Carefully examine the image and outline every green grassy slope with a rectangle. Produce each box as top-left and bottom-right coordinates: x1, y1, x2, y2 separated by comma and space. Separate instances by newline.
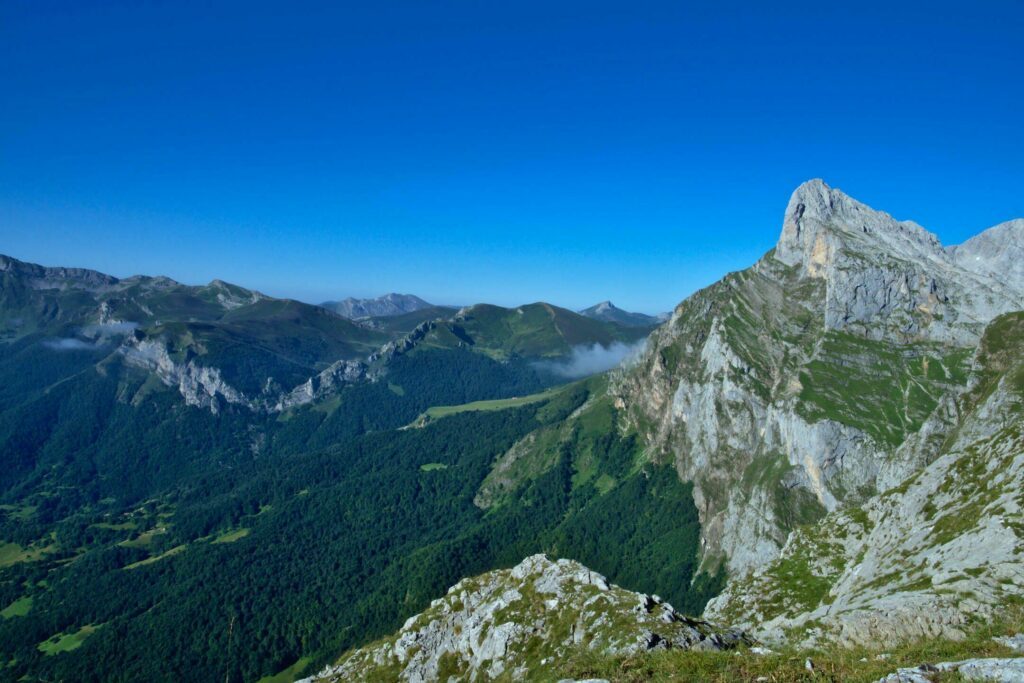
362, 305, 459, 335
416, 301, 652, 360
409, 384, 569, 426
797, 331, 973, 448
620, 252, 979, 570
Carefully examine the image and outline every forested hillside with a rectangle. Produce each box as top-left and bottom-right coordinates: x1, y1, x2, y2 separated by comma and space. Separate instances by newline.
0, 368, 717, 682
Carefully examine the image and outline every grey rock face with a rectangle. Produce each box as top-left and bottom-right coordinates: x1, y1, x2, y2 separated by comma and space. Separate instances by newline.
121, 338, 257, 414
776, 179, 1023, 344
776, 179, 947, 274
272, 319, 437, 410
300, 554, 749, 682
273, 359, 370, 411
949, 219, 1024, 287
119, 319, 440, 414
994, 635, 1024, 653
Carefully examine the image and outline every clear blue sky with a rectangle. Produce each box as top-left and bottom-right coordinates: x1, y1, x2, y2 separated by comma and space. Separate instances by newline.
2, 1, 1022, 313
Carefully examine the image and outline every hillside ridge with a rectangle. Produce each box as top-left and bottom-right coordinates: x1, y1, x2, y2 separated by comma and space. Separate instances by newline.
300, 554, 749, 682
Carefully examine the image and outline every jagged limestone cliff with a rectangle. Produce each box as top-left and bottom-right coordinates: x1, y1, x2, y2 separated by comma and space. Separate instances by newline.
705, 312, 1024, 648
300, 555, 748, 682
611, 179, 1024, 576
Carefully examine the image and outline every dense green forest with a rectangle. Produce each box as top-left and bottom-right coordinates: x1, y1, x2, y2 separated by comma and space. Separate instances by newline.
0, 343, 716, 682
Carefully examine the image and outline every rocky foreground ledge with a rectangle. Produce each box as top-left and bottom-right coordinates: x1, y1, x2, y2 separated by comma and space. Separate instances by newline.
300, 554, 749, 682
877, 654, 1024, 682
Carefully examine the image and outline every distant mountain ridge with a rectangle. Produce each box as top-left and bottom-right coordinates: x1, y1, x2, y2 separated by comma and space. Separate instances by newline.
320, 293, 434, 319
579, 300, 663, 327
1, 254, 651, 416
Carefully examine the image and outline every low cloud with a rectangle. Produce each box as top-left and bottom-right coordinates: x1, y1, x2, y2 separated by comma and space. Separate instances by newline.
535, 339, 647, 379
43, 338, 97, 351
43, 321, 140, 352
81, 321, 139, 337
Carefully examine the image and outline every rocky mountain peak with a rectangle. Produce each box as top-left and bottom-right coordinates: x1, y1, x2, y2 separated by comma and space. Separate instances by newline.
767, 180, 1024, 343
579, 300, 660, 327
204, 278, 264, 309
776, 179, 944, 277
320, 292, 433, 319
611, 182, 1024, 582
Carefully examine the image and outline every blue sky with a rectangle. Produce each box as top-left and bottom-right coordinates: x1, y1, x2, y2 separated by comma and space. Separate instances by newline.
2, 1, 1022, 313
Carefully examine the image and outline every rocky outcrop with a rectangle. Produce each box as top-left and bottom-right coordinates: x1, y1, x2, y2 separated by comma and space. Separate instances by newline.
877, 657, 1024, 682
119, 318, 443, 414
776, 180, 1022, 344
206, 279, 264, 310
275, 321, 443, 410
273, 358, 370, 411
300, 554, 749, 682
121, 337, 259, 414
122, 334, 377, 414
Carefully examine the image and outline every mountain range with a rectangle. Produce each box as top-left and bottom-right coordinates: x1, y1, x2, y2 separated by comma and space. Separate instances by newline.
2, 179, 1023, 682
319, 292, 663, 332
0, 255, 654, 413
